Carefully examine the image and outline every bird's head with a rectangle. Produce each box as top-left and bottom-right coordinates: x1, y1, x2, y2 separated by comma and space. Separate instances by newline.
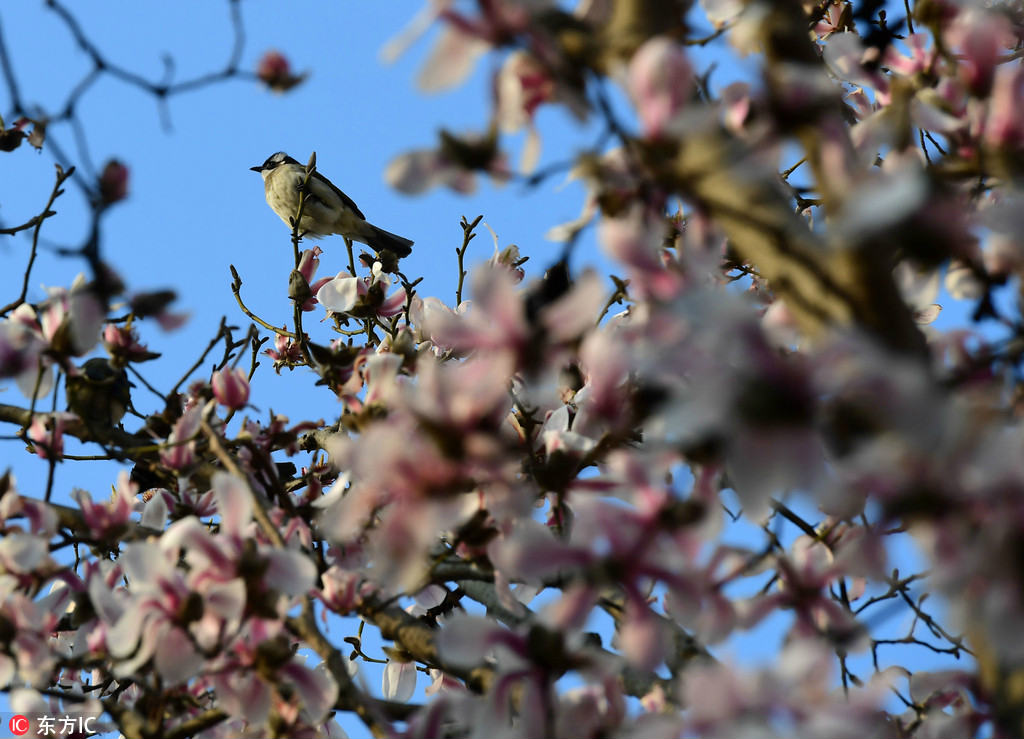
250, 151, 298, 177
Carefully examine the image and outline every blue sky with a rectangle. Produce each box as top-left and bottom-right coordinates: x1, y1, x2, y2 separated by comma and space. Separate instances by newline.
0, 2, 975, 736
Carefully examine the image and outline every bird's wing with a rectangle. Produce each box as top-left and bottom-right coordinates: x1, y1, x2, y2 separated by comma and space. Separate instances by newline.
309, 171, 365, 221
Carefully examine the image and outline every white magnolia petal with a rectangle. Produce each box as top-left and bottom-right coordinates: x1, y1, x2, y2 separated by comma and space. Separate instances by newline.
317, 276, 360, 313
382, 659, 417, 702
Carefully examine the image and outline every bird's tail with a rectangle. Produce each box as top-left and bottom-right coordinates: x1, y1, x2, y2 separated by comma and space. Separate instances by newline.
362, 223, 414, 258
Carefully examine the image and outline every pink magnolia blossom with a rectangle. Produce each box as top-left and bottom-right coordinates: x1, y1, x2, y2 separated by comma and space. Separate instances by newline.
317, 564, 371, 615
160, 404, 203, 470
419, 264, 529, 355
945, 7, 1014, 95
0, 304, 48, 394
386, 131, 511, 196
385, 0, 546, 93
316, 262, 407, 318
628, 37, 693, 139
984, 62, 1024, 149
486, 239, 526, 283
27, 412, 75, 461
101, 322, 155, 363
211, 367, 251, 410
296, 246, 333, 311
265, 328, 305, 369
494, 50, 586, 173
38, 276, 105, 358
382, 657, 417, 702
72, 471, 140, 538
209, 619, 339, 726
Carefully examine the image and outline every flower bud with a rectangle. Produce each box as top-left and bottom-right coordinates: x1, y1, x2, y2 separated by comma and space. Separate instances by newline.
257, 50, 306, 92
99, 160, 129, 204
211, 368, 250, 410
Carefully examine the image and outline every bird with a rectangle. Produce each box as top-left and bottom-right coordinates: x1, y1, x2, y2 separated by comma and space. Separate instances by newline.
65, 357, 132, 435
251, 152, 413, 257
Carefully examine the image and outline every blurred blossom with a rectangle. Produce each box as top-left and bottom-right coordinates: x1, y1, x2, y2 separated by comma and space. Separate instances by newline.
418, 264, 527, 356
547, 148, 640, 243
73, 471, 139, 538
39, 275, 105, 358
719, 82, 751, 133
0, 304, 50, 398
823, 33, 890, 98
256, 50, 307, 92
945, 7, 1014, 95
944, 261, 985, 301
813, 1, 845, 39
0, 116, 30, 151
386, 129, 510, 195
984, 63, 1024, 150
384, 0, 543, 93
496, 51, 554, 133
598, 205, 680, 299
761, 299, 801, 347
893, 262, 942, 325
211, 367, 251, 410
160, 405, 202, 470
830, 158, 929, 243
485, 234, 526, 284
382, 658, 417, 702
317, 565, 370, 615
983, 232, 1024, 281
495, 50, 586, 173
102, 323, 158, 364
128, 289, 189, 331
416, 24, 491, 93
98, 159, 129, 205
700, 0, 744, 28
727, 2, 772, 55
27, 412, 74, 461
628, 37, 693, 139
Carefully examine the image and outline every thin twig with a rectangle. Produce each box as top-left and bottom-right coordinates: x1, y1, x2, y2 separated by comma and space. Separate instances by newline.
456, 215, 483, 305
0, 164, 75, 316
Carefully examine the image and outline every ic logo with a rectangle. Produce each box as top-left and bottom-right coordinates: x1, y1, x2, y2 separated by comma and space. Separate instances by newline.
9, 714, 30, 736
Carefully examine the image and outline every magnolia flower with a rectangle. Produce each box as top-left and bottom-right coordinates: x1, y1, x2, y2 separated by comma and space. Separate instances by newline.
39, 274, 105, 358
72, 472, 140, 539
494, 50, 587, 173
386, 129, 510, 196
627, 37, 693, 139
296, 246, 333, 312
211, 367, 251, 410
102, 323, 157, 363
27, 412, 74, 461
160, 405, 202, 470
316, 262, 407, 318
265, 329, 304, 370
0, 304, 51, 400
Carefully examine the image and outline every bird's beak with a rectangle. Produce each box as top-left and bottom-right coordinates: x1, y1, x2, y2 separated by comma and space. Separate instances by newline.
249, 165, 263, 172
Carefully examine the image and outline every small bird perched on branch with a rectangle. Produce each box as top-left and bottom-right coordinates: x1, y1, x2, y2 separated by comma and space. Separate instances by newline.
251, 152, 413, 257
65, 357, 132, 435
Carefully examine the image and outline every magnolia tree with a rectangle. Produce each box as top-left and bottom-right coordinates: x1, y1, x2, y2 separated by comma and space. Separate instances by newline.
1, 0, 1023, 737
